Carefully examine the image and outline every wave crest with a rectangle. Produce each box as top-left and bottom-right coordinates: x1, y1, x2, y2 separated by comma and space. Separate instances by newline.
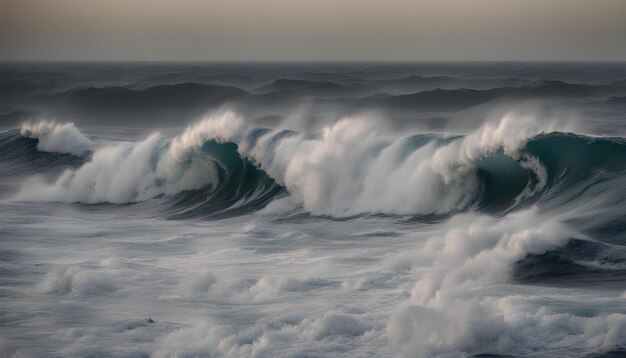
211, 112, 559, 216
16, 131, 220, 204
21, 120, 94, 156
12, 112, 624, 219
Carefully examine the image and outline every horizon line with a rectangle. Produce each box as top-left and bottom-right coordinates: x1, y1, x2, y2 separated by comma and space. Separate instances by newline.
2, 59, 626, 64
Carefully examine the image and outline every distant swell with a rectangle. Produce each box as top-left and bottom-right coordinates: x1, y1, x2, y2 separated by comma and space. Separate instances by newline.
6, 113, 626, 221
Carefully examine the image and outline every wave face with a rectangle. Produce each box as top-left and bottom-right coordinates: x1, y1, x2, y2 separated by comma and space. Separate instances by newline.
7, 113, 626, 223
0, 129, 86, 179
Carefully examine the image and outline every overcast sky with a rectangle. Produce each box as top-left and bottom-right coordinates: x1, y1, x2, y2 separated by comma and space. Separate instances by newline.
1, 0, 625, 61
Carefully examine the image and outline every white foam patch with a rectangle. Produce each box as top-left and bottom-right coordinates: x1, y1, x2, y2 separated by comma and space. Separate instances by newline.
383, 207, 626, 357
39, 266, 118, 296
153, 311, 376, 358
21, 120, 94, 156
179, 270, 335, 302
180, 272, 217, 297
249, 276, 332, 297
390, 298, 626, 357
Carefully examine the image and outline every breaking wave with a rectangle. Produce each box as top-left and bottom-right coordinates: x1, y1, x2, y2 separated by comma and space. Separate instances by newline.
20, 120, 94, 156
5, 112, 626, 220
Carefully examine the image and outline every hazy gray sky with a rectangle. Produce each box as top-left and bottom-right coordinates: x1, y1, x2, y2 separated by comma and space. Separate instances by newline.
1, 0, 625, 61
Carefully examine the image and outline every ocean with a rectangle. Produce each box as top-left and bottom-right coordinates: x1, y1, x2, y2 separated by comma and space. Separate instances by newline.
1, 62, 625, 357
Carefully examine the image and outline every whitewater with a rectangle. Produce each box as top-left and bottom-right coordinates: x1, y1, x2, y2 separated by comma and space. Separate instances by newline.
1, 62, 625, 357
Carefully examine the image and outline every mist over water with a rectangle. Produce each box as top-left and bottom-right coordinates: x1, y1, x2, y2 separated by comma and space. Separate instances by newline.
1, 62, 625, 357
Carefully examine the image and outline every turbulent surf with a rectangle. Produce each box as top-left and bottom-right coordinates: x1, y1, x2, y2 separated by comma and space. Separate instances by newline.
1, 62, 625, 357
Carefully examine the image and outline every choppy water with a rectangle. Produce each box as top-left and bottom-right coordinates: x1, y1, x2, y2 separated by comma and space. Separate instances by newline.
1, 62, 625, 357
